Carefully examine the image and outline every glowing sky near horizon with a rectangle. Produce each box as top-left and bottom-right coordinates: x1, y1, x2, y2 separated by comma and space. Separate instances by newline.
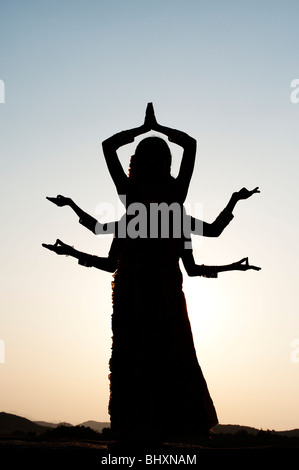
1, 0, 299, 430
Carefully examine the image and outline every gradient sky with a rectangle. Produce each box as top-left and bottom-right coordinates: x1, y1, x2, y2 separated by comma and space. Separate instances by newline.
1, 0, 299, 430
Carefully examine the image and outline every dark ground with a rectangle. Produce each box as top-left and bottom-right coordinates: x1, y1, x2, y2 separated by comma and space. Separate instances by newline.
1, 436, 298, 466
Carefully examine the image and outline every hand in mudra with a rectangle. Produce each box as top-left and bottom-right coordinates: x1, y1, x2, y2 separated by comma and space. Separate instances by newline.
46, 195, 71, 207
234, 257, 261, 271
144, 102, 158, 131
42, 239, 73, 256
235, 187, 260, 200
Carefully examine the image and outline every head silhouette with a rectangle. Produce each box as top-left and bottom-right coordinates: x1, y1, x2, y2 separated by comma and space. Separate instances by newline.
129, 136, 172, 185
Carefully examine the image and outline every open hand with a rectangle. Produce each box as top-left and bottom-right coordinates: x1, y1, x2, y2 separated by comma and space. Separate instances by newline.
233, 257, 261, 271
46, 195, 71, 207
42, 239, 73, 256
235, 187, 260, 201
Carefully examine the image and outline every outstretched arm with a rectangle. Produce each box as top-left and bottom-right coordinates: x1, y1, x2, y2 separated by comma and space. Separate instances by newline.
146, 103, 197, 202
190, 187, 260, 237
46, 195, 116, 235
42, 239, 118, 273
182, 250, 261, 278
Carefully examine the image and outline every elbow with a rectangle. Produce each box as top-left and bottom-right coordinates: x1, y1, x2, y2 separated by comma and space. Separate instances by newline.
102, 137, 115, 152
187, 270, 197, 277
208, 231, 221, 238
204, 224, 223, 238
107, 259, 118, 273
213, 226, 225, 237
186, 136, 197, 152
183, 264, 197, 277
190, 136, 197, 147
102, 139, 109, 152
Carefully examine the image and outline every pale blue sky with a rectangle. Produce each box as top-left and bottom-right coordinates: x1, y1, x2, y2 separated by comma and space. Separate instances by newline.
1, 0, 299, 429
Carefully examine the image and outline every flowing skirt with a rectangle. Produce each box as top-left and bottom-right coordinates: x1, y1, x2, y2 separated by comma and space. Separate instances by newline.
108, 261, 218, 441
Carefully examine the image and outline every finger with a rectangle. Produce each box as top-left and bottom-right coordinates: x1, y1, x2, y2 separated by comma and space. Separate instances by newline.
46, 197, 57, 203
249, 265, 261, 271
42, 243, 55, 252
148, 103, 155, 116
251, 187, 260, 194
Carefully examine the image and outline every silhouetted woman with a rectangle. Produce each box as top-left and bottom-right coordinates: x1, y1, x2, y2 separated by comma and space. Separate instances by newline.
100, 104, 253, 444
44, 104, 260, 446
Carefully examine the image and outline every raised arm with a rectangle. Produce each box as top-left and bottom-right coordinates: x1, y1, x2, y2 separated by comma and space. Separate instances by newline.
147, 103, 197, 202
102, 108, 153, 194
102, 103, 196, 200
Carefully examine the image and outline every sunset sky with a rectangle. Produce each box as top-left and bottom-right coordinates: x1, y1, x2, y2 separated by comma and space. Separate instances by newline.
1, 0, 299, 431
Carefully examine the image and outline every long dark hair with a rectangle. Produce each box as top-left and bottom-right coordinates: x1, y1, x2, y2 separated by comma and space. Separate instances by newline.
128, 136, 172, 182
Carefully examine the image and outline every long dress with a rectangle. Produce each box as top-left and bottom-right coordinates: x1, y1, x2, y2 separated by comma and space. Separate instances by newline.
108, 233, 218, 442
77, 175, 233, 441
